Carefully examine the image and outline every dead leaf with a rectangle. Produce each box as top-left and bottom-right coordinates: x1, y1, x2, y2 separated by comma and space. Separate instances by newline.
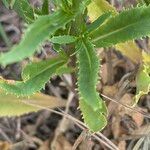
51, 134, 72, 150
118, 141, 126, 150
0, 141, 11, 150
118, 94, 145, 127
131, 124, 150, 136
38, 140, 49, 150
103, 84, 118, 98
100, 64, 108, 84
0, 90, 66, 116
111, 116, 121, 139
130, 108, 145, 127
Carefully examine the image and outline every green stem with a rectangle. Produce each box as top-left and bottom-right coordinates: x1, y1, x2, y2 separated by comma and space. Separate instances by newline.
0, 23, 12, 48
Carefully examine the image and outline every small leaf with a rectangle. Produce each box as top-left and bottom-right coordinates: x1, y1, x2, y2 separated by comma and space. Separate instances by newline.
135, 53, 150, 104
56, 65, 74, 75
91, 5, 150, 48
0, 91, 66, 117
77, 38, 102, 111
0, 10, 73, 66
42, 0, 49, 15
79, 99, 107, 132
0, 55, 68, 96
50, 35, 77, 44
87, 12, 111, 33
13, 0, 35, 23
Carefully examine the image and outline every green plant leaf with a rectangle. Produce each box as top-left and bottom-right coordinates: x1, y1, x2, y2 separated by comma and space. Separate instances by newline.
50, 35, 77, 44
56, 65, 74, 75
135, 52, 150, 104
91, 5, 150, 48
0, 55, 68, 96
0, 91, 66, 116
77, 37, 103, 111
138, 0, 150, 5
0, 22, 11, 47
87, 12, 111, 33
42, 0, 49, 15
2, 0, 10, 9
0, 10, 73, 66
135, 65, 150, 104
88, 0, 142, 64
2, 0, 16, 9
12, 0, 35, 23
144, 0, 150, 5
72, 0, 91, 14
79, 99, 107, 132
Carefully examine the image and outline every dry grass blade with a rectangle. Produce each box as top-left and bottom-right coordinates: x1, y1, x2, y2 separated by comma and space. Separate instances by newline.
133, 137, 145, 150
72, 130, 88, 150
51, 92, 74, 149
58, 109, 118, 150
101, 94, 150, 119
22, 101, 119, 150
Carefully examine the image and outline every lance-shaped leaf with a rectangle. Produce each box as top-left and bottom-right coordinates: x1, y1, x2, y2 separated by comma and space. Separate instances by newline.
0, 91, 66, 117
42, 0, 49, 15
50, 35, 77, 44
91, 5, 150, 48
88, 0, 142, 64
0, 10, 73, 66
77, 38, 103, 111
87, 12, 111, 33
0, 55, 68, 96
79, 99, 107, 132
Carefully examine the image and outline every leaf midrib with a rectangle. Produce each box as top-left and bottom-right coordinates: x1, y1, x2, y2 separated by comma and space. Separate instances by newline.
92, 18, 150, 43
23, 13, 69, 45
82, 40, 92, 70
27, 60, 65, 80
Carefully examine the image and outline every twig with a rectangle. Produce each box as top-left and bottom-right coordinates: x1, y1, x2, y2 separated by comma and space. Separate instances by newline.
96, 132, 119, 150
51, 92, 74, 150
47, 81, 62, 99
0, 128, 12, 143
58, 109, 119, 150
72, 130, 88, 150
105, 49, 114, 85
101, 94, 150, 119
22, 101, 119, 150
15, 118, 21, 140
